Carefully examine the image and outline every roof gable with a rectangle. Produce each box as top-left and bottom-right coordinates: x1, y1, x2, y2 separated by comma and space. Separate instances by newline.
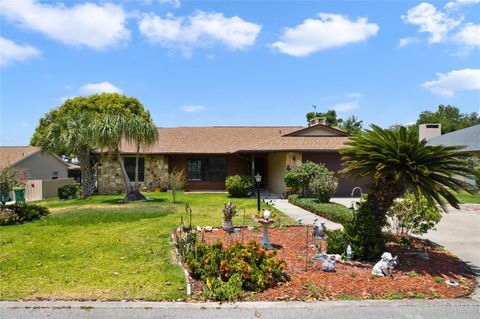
283, 124, 349, 137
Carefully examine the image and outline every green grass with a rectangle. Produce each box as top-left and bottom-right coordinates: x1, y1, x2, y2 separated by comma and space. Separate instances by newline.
451, 191, 480, 204
0, 192, 292, 301
288, 195, 353, 225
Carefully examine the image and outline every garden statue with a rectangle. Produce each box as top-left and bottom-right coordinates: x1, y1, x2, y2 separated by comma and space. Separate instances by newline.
254, 209, 276, 251
372, 252, 399, 277
312, 220, 327, 259
321, 254, 336, 272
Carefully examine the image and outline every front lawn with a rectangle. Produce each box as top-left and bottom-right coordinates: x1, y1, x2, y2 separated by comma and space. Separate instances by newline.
0, 192, 292, 300
451, 191, 480, 204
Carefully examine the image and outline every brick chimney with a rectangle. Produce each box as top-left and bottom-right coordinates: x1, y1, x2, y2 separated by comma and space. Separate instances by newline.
419, 124, 441, 141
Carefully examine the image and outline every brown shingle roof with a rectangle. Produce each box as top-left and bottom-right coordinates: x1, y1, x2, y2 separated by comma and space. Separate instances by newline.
0, 146, 41, 169
118, 126, 349, 154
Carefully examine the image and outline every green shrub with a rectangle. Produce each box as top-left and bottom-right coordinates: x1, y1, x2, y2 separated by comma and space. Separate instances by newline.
0, 167, 26, 204
288, 195, 353, 225
225, 175, 254, 198
284, 171, 302, 193
284, 161, 337, 198
58, 183, 81, 199
387, 193, 442, 236
326, 229, 349, 255
186, 240, 288, 299
0, 203, 49, 225
474, 165, 480, 190
308, 172, 337, 203
203, 274, 243, 302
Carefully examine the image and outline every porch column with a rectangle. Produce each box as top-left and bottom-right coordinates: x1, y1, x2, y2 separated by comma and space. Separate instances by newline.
251, 154, 255, 178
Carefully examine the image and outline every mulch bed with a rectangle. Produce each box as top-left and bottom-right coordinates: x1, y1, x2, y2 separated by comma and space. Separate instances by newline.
189, 225, 475, 301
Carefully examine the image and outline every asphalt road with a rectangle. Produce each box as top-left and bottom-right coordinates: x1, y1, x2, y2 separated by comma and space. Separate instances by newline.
1, 300, 479, 319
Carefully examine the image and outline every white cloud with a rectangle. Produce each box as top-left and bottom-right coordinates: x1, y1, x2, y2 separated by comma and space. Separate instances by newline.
455, 23, 480, 48
445, 0, 480, 9
397, 37, 419, 48
180, 104, 206, 112
271, 13, 379, 57
159, 0, 181, 8
79, 82, 123, 95
21, 122, 30, 128
345, 92, 363, 98
139, 11, 261, 56
422, 68, 480, 96
401, 2, 462, 43
0, 36, 40, 66
333, 101, 359, 112
0, 0, 130, 50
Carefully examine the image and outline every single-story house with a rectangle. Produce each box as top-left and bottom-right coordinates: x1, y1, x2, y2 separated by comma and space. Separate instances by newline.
96, 122, 368, 197
0, 146, 70, 180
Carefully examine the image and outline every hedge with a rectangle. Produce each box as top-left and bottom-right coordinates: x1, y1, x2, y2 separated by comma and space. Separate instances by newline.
288, 195, 353, 225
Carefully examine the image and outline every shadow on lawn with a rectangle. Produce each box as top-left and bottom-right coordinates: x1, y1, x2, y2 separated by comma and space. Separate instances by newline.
38, 206, 176, 226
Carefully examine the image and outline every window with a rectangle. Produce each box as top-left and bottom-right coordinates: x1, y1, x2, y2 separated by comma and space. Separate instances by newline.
124, 157, 145, 182
187, 158, 227, 181
52, 171, 58, 180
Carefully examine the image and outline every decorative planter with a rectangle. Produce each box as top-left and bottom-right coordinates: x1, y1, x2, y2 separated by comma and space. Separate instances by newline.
222, 219, 233, 231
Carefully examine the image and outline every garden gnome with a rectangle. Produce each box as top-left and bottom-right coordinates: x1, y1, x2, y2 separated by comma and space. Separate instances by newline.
321, 254, 336, 272
372, 252, 399, 277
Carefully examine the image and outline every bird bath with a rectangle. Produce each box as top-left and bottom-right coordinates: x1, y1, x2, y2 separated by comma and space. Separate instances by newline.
253, 210, 275, 250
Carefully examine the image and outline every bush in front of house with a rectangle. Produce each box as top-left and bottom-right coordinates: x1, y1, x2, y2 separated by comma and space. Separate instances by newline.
284, 161, 337, 201
58, 183, 82, 199
288, 195, 353, 225
0, 203, 49, 225
386, 192, 442, 236
225, 175, 254, 197
0, 167, 26, 204
326, 229, 349, 255
186, 240, 288, 301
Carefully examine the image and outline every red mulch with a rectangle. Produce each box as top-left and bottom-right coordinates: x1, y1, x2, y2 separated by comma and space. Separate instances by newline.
188, 226, 475, 301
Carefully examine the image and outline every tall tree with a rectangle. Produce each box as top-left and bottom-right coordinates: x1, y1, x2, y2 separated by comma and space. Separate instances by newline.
93, 105, 157, 201
416, 105, 480, 134
340, 115, 363, 135
31, 101, 97, 197
340, 125, 475, 260
306, 110, 343, 127
31, 93, 157, 200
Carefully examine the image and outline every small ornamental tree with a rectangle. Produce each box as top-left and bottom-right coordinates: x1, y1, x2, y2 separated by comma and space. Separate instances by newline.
168, 169, 186, 203
387, 193, 442, 236
0, 167, 26, 205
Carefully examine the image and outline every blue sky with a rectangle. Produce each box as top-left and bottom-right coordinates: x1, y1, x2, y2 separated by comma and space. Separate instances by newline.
0, 0, 479, 146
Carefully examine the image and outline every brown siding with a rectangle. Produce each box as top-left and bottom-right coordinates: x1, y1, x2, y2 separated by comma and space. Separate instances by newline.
302, 152, 370, 197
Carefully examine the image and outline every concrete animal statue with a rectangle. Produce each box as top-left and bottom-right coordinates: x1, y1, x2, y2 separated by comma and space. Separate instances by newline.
372, 252, 399, 277
321, 254, 336, 272
313, 221, 327, 240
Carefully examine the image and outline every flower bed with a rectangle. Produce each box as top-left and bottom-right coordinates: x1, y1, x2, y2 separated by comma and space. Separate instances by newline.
189, 226, 475, 301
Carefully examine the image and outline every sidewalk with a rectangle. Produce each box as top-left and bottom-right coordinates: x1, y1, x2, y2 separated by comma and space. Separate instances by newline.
271, 199, 342, 229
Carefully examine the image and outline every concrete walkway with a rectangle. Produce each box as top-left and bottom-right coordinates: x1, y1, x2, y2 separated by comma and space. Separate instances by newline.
271, 199, 342, 229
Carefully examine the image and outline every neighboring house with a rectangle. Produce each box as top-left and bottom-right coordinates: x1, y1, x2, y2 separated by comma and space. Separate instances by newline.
96, 122, 368, 196
421, 123, 480, 186
422, 124, 480, 156
0, 146, 69, 180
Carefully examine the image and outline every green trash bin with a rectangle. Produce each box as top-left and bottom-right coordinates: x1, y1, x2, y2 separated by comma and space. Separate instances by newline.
14, 188, 25, 203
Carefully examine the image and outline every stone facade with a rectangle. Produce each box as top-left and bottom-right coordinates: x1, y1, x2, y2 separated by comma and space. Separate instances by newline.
97, 155, 169, 194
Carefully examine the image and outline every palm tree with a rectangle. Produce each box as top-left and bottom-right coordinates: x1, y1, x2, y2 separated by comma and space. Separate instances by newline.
42, 112, 96, 196
340, 125, 475, 260
94, 112, 158, 202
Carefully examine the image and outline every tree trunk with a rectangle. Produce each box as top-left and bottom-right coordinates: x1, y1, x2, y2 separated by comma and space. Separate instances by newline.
116, 151, 147, 202
78, 149, 95, 197
345, 181, 405, 261
135, 145, 140, 192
